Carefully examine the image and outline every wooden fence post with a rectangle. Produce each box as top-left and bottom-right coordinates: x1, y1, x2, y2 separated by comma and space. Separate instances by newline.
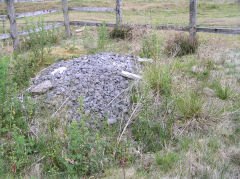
62, 0, 71, 38
116, 0, 122, 25
6, 0, 19, 51
189, 0, 197, 39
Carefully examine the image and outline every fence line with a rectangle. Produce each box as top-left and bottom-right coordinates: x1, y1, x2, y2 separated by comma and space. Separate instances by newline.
2, 0, 240, 51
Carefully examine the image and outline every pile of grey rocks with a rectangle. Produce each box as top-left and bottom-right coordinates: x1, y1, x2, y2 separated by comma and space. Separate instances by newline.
29, 53, 142, 124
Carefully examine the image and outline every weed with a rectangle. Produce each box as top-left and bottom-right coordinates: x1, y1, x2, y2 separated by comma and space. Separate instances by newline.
132, 119, 167, 152
175, 91, 203, 119
0, 55, 36, 174
164, 33, 198, 57
97, 22, 109, 49
144, 63, 172, 95
109, 26, 133, 40
156, 151, 180, 172
23, 19, 60, 62
140, 34, 162, 59
210, 80, 231, 100
82, 27, 95, 50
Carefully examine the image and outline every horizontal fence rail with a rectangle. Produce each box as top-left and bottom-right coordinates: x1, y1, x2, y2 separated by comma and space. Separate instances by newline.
0, 7, 116, 20
197, 27, 240, 35
0, 23, 63, 40
69, 7, 116, 12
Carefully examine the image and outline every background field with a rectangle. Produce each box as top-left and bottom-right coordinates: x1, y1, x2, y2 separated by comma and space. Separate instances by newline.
0, 0, 240, 34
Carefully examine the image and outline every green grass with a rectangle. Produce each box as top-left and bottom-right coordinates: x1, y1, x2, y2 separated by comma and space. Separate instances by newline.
210, 80, 231, 100
144, 63, 172, 95
175, 91, 204, 119
156, 152, 180, 172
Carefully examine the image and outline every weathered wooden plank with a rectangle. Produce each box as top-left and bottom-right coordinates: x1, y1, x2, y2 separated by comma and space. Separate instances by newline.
16, 8, 61, 18
0, 23, 63, 40
0, 8, 62, 20
69, 21, 116, 27
69, 7, 116, 12
62, 0, 71, 38
197, 27, 240, 35
7, 0, 20, 51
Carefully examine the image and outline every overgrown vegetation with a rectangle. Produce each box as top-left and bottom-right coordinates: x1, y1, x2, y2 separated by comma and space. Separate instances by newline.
210, 80, 231, 100
109, 26, 133, 40
12, 19, 61, 88
140, 34, 162, 59
1, 17, 240, 178
175, 90, 203, 119
144, 63, 172, 95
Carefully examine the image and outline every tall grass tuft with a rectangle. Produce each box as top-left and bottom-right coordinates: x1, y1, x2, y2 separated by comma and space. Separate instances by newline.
211, 80, 231, 100
175, 91, 203, 119
97, 22, 109, 49
140, 34, 162, 59
144, 63, 172, 96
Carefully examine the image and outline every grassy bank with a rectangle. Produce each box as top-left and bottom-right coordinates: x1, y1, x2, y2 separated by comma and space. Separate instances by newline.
0, 15, 240, 178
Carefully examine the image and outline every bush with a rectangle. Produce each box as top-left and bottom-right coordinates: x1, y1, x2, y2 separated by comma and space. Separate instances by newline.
109, 26, 133, 40
175, 91, 203, 119
144, 63, 172, 95
23, 19, 61, 62
164, 33, 198, 57
140, 34, 162, 59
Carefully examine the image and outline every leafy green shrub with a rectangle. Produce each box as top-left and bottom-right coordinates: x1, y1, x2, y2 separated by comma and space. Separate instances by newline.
144, 63, 172, 95
156, 152, 180, 172
109, 26, 133, 40
210, 80, 231, 100
0, 55, 36, 174
11, 55, 36, 88
23, 19, 60, 62
140, 34, 162, 59
175, 91, 203, 119
66, 121, 104, 175
164, 33, 198, 57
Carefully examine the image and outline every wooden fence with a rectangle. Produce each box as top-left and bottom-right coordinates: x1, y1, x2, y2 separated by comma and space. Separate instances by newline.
1, 0, 240, 51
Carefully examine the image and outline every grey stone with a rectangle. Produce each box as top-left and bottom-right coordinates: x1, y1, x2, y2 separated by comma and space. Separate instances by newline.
30, 80, 53, 95
107, 118, 117, 125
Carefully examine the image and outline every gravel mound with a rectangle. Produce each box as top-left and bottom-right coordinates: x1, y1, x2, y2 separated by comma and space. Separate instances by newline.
30, 53, 140, 123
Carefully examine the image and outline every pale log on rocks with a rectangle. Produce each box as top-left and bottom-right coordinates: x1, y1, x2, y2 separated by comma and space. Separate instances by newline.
121, 71, 142, 80
137, 57, 153, 63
